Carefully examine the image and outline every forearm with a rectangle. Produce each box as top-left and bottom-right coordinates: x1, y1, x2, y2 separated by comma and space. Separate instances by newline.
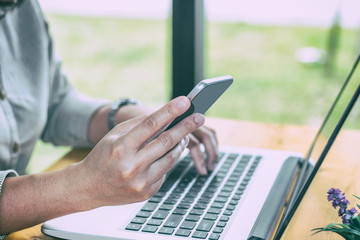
0, 164, 91, 234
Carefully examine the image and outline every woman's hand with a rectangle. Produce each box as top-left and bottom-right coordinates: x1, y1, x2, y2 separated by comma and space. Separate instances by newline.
113, 100, 220, 176
78, 96, 205, 207
187, 126, 219, 175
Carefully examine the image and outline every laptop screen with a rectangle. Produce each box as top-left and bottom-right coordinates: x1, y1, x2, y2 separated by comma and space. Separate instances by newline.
307, 55, 360, 166
274, 53, 360, 239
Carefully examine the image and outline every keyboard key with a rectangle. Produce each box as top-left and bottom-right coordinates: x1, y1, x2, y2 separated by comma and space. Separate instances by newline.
173, 208, 187, 215
177, 203, 191, 209
205, 185, 218, 193
186, 192, 199, 198
169, 193, 182, 199
148, 196, 162, 203
228, 176, 239, 182
194, 180, 206, 188
164, 198, 177, 205
224, 182, 237, 187
228, 153, 239, 160
201, 192, 214, 198
232, 194, 241, 200
153, 191, 166, 198
136, 211, 151, 218
130, 217, 146, 224
229, 199, 239, 205
189, 186, 202, 192
158, 227, 174, 235
235, 189, 244, 195
173, 187, 186, 193
218, 191, 231, 198
214, 197, 228, 203
196, 219, 214, 232
216, 221, 227, 227
243, 176, 251, 182
207, 208, 221, 214
192, 231, 208, 239
197, 197, 212, 204
142, 225, 158, 233
222, 186, 235, 193
210, 179, 222, 187
198, 175, 210, 182
220, 216, 230, 222
213, 227, 223, 233
141, 202, 158, 212
203, 213, 218, 221
175, 229, 191, 237
211, 202, 225, 209
147, 219, 163, 226
185, 214, 200, 222
226, 205, 236, 211
163, 214, 183, 228
125, 223, 142, 231
152, 210, 169, 219
216, 172, 227, 178
180, 221, 196, 230
189, 209, 204, 216
194, 203, 208, 210
238, 184, 247, 191
223, 210, 233, 216
181, 197, 195, 204
209, 233, 221, 240
159, 204, 173, 211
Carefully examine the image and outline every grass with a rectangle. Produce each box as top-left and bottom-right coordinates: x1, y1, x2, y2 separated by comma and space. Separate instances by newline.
26, 14, 360, 173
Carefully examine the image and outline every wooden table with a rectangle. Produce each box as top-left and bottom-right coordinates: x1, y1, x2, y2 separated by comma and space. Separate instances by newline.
5, 117, 360, 240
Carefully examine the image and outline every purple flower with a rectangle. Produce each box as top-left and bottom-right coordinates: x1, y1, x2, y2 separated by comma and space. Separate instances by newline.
327, 188, 359, 225
328, 188, 347, 209
342, 214, 351, 224
348, 207, 357, 215
338, 207, 346, 216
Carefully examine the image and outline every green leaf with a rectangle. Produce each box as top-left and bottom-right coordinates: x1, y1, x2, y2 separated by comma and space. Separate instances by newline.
351, 216, 360, 231
312, 223, 360, 240
353, 195, 360, 201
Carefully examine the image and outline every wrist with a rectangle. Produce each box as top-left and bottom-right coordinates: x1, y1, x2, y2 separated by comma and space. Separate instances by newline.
61, 162, 101, 211
108, 98, 138, 130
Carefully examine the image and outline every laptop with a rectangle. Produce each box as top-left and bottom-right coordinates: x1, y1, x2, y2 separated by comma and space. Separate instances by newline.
42, 53, 360, 240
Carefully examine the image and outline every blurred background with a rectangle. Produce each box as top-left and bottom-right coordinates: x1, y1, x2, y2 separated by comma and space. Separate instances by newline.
28, 0, 360, 173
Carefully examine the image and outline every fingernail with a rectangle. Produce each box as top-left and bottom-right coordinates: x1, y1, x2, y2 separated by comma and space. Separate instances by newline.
183, 136, 190, 147
208, 162, 214, 171
194, 113, 205, 125
177, 97, 189, 110
201, 167, 208, 175
200, 161, 208, 175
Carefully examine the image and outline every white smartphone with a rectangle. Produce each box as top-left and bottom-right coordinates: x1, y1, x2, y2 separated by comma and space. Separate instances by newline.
165, 75, 233, 130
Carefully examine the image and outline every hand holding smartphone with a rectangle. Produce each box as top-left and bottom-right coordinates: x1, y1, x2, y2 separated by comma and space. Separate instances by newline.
148, 75, 233, 143
148, 75, 233, 175
165, 75, 233, 130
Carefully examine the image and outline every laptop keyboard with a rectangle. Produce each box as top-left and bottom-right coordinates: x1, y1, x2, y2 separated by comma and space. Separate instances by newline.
125, 151, 262, 239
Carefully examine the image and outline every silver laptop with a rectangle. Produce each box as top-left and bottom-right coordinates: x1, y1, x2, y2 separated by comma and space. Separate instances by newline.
42, 54, 360, 240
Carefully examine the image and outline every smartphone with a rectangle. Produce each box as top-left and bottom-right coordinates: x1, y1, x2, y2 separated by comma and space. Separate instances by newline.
165, 75, 233, 130
148, 75, 232, 150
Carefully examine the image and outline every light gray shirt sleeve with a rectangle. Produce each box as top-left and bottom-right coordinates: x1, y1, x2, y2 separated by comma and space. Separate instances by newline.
39, 12, 109, 148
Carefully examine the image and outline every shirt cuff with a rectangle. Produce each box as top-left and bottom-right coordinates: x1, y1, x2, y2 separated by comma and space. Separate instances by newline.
42, 90, 110, 148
